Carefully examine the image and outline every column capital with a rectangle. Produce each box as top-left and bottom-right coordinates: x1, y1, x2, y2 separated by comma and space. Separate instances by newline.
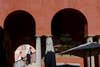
86, 36, 94, 43
35, 36, 41, 38
86, 36, 94, 38
46, 36, 53, 38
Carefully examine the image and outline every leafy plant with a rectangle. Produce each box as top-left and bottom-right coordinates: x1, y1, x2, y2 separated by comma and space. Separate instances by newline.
54, 34, 79, 52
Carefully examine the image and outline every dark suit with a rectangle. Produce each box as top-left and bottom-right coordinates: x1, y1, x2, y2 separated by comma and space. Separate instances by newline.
44, 51, 56, 67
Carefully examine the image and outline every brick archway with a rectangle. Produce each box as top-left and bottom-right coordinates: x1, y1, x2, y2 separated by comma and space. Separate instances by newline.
51, 8, 88, 67
4, 10, 36, 66
51, 8, 88, 45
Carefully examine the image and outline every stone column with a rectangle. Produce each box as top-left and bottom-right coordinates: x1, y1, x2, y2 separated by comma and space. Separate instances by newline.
45, 36, 56, 67
91, 56, 95, 67
45, 36, 55, 54
36, 36, 41, 67
87, 36, 95, 67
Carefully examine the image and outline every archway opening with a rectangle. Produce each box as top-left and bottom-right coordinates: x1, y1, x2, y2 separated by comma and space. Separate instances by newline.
4, 10, 35, 41
15, 44, 36, 66
4, 10, 36, 66
51, 8, 88, 52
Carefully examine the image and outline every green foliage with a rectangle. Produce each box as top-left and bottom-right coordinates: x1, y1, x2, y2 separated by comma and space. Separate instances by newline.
54, 34, 79, 52
60, 34, 72, 45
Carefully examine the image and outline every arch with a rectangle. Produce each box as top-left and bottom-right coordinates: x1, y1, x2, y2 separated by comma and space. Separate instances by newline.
15, 44, 36, 62
4, 10, 36, 38
51, 8, 88, 47
4, 10, 36, 48
3, 10, 36, 66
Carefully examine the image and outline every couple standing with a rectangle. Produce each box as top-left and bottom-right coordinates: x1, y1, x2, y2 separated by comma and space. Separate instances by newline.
26, 47, 32, 65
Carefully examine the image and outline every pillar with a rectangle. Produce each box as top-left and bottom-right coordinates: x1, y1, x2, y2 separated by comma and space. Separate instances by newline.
45, 36, 56, 67
86, 36, 95, 67
36, 36, 41, 67
45, 36, 55, 53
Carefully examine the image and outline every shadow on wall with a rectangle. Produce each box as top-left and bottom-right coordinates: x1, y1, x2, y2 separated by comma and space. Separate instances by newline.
0, 27, 9, 67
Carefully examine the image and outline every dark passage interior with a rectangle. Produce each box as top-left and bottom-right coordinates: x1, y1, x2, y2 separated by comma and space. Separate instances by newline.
3, 10, 36, 66
51, 8, 88, 52
4, 10, 35, 41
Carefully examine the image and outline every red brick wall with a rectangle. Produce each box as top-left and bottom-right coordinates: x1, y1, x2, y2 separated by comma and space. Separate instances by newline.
0, 0, 100, 66
56, 55, 84, 67
42, 55, 84, 67
0, 0, 100, 36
